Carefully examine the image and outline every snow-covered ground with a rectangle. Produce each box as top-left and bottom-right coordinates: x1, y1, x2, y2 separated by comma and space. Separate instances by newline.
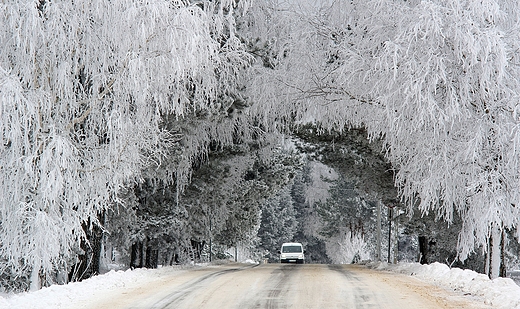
372, 262, 520, 309
1, 262, 519, 309
0, 265, 195, 309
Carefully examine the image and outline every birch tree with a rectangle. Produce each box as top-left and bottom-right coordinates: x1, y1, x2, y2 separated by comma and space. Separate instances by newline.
246, 0, 520, 277
0, 0, 252, 289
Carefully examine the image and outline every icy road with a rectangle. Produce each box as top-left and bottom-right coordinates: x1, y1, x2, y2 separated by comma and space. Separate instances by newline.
84, 263, 491, 309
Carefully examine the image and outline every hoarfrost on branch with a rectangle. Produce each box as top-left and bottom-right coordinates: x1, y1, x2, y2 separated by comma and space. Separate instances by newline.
0, 0, 251, 278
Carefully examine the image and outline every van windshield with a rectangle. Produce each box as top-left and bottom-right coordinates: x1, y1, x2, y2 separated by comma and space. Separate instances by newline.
282, 245, 302, 253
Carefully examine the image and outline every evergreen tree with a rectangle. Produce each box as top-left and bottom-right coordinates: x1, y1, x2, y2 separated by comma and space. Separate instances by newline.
291, 161, 333, 264
214, 145, 303, 257
258, 186, 298, 262
404, 211, 485, 272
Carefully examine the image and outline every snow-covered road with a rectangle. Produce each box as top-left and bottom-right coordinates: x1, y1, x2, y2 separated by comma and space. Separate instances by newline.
83, 263, 491, 309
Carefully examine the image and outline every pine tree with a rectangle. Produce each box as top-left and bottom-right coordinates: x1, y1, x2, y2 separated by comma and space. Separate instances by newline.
258, 186, 298, 262
290, 164, 331, 264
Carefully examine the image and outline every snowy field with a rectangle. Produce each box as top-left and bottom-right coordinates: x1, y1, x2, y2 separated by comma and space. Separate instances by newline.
1, 262, 520, 309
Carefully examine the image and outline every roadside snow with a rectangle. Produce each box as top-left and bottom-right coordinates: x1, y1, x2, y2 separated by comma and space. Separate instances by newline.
0, 266, 192, 309
374, 262, 520, 309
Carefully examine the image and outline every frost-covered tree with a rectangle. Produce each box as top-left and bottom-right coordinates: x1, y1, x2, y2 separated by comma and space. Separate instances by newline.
258, 186, 298, 262
404, 210, 486, 272
0, 0, 252, 290
315, 176, 383, 263
316, 179, 363, 238
181, 145, 258, 260
215, 145, 303, 254
128, 179, 192, 268
290, 163, 331, 264
293, 125, 397, 204
291, 126, 396, 263
246, 0, 520, 278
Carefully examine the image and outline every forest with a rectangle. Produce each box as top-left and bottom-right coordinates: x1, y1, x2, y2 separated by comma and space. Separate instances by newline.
1, 0, 520, 291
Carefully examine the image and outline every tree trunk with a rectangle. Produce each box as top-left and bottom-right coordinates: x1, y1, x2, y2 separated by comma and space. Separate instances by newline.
140, 241, 144, 267
487, 224, 503, 279
145, 246, 159, 268
485, 238, 490, 276
130, 241, 144, 269
499, 229, 507, 278
145, 246, 152, 268
90, 220, 103, 276
29, 260, 41, 291
418, 236, 429, 264
166, 250, 174, 266
130, 243, 138, 269
68, 214, 104, 282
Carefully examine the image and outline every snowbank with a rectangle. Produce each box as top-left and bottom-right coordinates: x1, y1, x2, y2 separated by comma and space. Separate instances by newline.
0, 266, 190, 309
373, 262, 520, 309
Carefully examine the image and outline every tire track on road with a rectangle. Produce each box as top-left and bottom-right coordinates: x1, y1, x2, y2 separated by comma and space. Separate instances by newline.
328, 264, 380, 309
245, 264, 301, 309
127, 264, 259, 309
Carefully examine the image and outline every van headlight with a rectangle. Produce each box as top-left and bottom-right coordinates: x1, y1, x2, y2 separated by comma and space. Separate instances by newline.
281, 254, 286, 258
298, 254, 303, 259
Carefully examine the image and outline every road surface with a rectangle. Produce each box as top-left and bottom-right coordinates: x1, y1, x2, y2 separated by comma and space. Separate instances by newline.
87, 263, 492, 309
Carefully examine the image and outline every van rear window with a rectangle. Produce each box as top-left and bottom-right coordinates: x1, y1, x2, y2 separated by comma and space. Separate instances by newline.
282, 246, 302, 253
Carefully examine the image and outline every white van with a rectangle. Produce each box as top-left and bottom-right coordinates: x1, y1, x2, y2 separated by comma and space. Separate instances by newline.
279, 242, 305, 264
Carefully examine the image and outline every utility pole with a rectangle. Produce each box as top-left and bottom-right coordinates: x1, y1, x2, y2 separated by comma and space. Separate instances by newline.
376, 201, 382, 262
388, 207, 393, 264
393, 208, 399, 264
209, 217, 212, 262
